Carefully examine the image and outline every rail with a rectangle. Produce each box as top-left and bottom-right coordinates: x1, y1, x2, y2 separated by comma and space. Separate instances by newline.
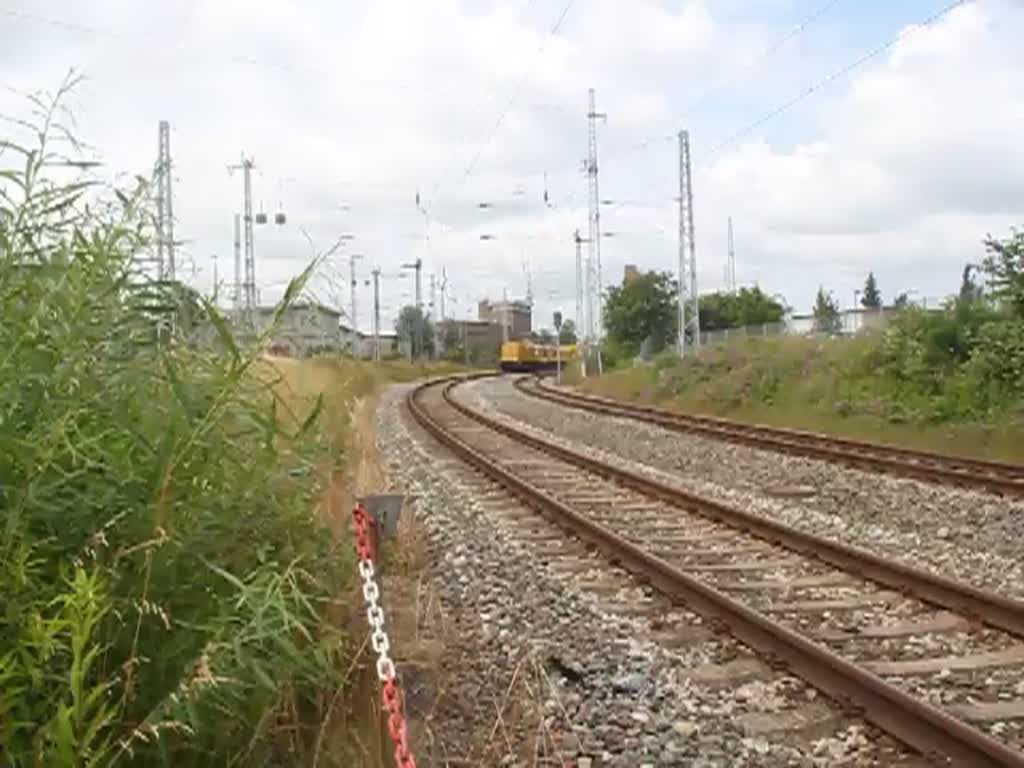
515, 375, 1024, 497
408, 374, 1024, 767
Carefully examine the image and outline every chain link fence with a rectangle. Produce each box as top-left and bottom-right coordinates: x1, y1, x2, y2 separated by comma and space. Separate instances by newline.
699, 321, 789, 347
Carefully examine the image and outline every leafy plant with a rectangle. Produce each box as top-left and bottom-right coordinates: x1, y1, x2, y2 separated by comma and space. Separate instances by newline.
1, 80, 352, 766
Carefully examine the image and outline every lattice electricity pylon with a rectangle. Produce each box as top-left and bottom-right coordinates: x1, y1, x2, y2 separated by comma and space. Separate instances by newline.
677, 129, 700, 355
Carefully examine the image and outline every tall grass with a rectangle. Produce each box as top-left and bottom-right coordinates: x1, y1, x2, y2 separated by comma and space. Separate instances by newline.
1, 85, 353, 765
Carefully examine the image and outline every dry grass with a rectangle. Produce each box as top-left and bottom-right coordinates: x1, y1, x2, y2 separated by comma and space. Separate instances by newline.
262, 354, 467, 767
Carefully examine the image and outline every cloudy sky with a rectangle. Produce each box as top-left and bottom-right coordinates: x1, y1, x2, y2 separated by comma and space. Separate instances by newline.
2, 0, 1022, 330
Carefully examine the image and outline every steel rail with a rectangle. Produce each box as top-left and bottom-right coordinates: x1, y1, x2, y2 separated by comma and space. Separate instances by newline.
408, 375, 1024, 767
515, 376, 1024, 497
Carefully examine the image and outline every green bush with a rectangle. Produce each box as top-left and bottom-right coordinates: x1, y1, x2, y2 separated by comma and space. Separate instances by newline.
1, 88, 350, 765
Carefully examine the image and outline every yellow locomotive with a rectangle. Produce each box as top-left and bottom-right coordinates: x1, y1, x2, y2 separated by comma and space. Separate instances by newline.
499, 340, 577, 372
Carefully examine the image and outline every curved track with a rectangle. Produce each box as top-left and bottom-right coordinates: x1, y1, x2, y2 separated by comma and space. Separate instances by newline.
514, 375, 1024, 498
409, 373, 1024, 767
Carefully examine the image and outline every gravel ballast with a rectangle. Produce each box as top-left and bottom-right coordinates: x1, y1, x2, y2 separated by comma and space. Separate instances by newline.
377, 383, 915, 766
461, 376, 1024, 599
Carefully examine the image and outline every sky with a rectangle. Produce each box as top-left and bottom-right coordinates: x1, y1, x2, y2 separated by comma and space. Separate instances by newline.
2, 0, 1023, 330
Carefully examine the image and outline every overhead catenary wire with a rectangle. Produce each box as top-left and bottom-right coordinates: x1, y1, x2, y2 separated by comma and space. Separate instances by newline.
590, 0, 849, 170
428, 0, 577, 214
696, 0, 971, 167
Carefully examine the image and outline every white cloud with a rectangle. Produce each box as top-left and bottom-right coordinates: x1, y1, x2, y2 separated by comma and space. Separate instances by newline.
700, 0, 1024, 310
2, 0, 1022, 327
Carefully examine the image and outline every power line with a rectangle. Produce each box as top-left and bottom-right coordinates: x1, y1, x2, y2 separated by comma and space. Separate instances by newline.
697, 0, 971, 167
681, 0, 846, 121
430, 0, 577, 211
0, 7, 449, 95
591, 0, 847, 171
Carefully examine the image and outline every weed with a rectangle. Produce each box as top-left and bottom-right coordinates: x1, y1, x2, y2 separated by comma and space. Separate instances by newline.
1, 80, 354, 766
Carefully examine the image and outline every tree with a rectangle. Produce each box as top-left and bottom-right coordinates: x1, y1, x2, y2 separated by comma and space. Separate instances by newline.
604, 271, 678, 354
958, 264, 982, 305
812, 286, 841, 333
893, 292, 910, 310
395, 305, 434, 358
558, 319, 577, 344
861, 272, 881, 309
531, 329, 555, 344
699, 286, 785, 331
981, 229, 1024, 319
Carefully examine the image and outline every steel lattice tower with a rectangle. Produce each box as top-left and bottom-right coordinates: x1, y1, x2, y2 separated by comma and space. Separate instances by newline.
155, 121, 175, 281
678, 130, 700, 355
586, 88, 606, 346
233, 213, 242, 310
242, 158, 256, 319
228, 155, 258, 327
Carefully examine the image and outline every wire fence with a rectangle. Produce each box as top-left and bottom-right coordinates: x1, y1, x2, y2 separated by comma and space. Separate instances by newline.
699, 321, 789, 347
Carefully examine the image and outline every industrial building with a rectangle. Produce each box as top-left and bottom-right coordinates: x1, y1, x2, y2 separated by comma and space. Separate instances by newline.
477, 298, 532, 340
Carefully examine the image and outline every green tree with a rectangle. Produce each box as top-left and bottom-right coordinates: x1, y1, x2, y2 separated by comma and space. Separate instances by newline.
981, 229, 1024, 319
893, 292, 910, 310
604, 271, 678, 355
812, 286, 841, 333
861, 272, 882, 308
698, 287, 785, 331
395, 304, 434, 358
558, 318, 577, 344
959, 264, 981, 304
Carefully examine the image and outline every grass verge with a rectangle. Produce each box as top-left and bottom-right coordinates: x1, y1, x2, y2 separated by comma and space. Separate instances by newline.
576, 336, 1024, 463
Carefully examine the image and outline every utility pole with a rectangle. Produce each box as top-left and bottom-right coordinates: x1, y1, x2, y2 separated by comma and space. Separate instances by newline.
678, 130, 700, 355
155, 120, 176, 281
212, 253, 219, 305
586, 88, 607, 375
585, 88, 606, 344
501, 288, 510, 345
727, 216, 737, 294
349, 253, 363, 349
439, 267, 448, 321
228, 155, 257, 329
400, 258, 423, 359
413, 258, 422, 309
430, 273, 438, 359
372, 267, 381, 361
232, 213, 242, 311
574, 230, 584, 338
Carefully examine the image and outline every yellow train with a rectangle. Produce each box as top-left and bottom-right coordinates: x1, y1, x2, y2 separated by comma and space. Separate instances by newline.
499, 340, 577, 372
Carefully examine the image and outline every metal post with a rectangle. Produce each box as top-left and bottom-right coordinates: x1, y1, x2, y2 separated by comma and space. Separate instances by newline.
233, 213, 241, 311
372, 268, 381, 361
727, 216, 736, 294
677, 132, 686, 358
156, 121, 175, 281
574, 230, 583, 340
678, 129, 699, 355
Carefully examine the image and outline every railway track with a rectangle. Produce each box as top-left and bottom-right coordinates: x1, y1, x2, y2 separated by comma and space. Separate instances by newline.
409, 373, 1024, 767
514, 375, 1024, 498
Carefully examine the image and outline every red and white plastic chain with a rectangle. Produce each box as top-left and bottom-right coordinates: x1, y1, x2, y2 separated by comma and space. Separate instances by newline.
352, 504, 417, 768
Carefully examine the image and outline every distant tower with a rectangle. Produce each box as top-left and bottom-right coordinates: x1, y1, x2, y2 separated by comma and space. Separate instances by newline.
574, 230, 584, 337
228, 155, 257, 327
232, 213, 242, 310
678, 130, 700, 355
155, 121, 175, 281
727, 216, 737, 294
586, 88, 606, 346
